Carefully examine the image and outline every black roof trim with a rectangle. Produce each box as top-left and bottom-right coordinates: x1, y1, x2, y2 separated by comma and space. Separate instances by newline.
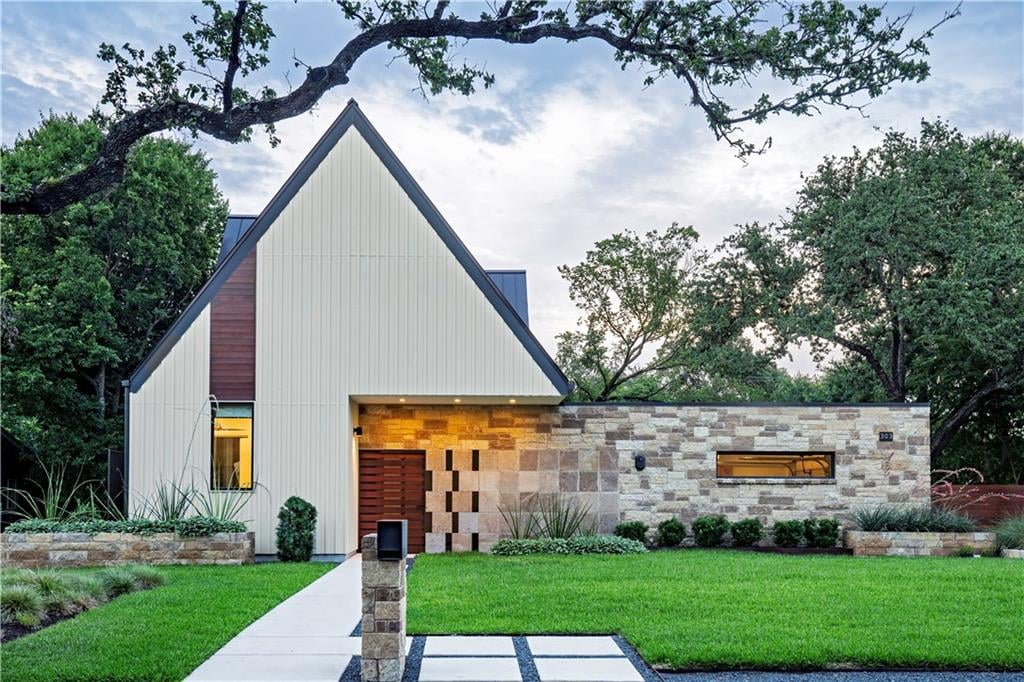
130, 100, 570, 395
559, 401, 929, 408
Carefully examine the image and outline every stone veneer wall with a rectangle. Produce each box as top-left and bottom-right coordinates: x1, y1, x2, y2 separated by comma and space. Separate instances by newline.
0, 532, 255, 568
358, 403, 930, 553
845, 531, 996, 557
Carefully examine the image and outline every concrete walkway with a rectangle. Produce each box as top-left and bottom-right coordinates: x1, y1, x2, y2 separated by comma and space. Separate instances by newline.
187, 557, 364, 681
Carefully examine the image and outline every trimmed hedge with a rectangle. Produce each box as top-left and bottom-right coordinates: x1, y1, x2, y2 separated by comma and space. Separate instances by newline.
5, 517, 246, 537
730, 518, 764, 547
614, 521, 649, 543
691, 514, 730, 547
772, 520, 805, 547
656, 518, 686, 547
491, 535, 647, 556
804, 518, 841, 548
276, 496, 317, 562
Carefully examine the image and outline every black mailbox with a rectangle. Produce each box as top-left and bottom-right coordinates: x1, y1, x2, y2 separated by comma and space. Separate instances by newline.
377, 519, 408, 561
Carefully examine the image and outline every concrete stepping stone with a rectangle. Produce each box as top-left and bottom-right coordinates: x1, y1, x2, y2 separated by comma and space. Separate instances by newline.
418, 656, 522, 681
534, 657, 644, 682
424, 636, 517, 656
527, 636, 624, 657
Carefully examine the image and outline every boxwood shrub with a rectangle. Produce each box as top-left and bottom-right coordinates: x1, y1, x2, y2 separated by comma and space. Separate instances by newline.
691, 514, 730, 547
276, 496, 318, 562
6, 517, 246, 537
491, 535, 647, 556
772, 520, 805, 547
730, 518, 764, 547
614, 521, 649, 543
803, 518, 841, 548
656, 518, 686, 547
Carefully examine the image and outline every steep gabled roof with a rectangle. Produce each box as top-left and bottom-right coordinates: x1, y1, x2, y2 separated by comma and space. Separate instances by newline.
129, 100, 570, 395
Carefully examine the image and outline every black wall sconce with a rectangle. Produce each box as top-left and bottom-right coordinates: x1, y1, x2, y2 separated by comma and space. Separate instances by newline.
353, 426, 363, 436
634, 454, 646, 471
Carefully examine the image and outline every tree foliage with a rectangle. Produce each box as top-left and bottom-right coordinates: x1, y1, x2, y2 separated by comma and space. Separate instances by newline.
1, 0, 956, 215
556, 224, 781, 401
711, 120, 1024, 458
1, 114, 227, 474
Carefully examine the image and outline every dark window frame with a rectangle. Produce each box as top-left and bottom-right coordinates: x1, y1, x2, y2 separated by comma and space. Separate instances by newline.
210, 401, 255, 491
715, 451, 836, 480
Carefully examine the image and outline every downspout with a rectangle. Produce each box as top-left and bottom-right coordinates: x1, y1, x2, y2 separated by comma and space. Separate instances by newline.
121, 379, 130, 516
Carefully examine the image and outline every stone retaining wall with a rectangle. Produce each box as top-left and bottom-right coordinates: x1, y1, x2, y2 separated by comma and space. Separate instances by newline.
845, 530, 996, 557
359, 403, 930, 553
1002, 549, 1024, 560
0, 532, 255, 568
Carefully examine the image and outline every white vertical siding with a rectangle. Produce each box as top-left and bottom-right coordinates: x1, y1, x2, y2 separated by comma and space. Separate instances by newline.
128, 306, 212, 516
132, 124, 563, 555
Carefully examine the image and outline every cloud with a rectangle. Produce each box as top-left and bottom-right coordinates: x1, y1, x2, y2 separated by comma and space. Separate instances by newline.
2, 0, 1021, 377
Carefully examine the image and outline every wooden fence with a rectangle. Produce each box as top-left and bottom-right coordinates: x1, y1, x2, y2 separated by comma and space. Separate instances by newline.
936, 485, 1024, 527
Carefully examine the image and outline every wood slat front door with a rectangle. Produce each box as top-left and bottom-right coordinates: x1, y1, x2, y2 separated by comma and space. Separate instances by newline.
358, 450, 427, 553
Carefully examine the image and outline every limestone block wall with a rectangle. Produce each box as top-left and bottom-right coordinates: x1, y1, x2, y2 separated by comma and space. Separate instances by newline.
845, 531, 996, 557
358, 403, 930, 552
1, 532, 255, 568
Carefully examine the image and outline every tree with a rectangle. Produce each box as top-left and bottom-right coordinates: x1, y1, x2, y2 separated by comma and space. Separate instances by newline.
556, 224, 780, 401
1, 114, 227, 474
1, 0, 957, 215
711, 120, 1024, 459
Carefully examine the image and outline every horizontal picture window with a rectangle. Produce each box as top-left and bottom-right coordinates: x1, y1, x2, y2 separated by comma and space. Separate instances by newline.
716, 452, 834, 479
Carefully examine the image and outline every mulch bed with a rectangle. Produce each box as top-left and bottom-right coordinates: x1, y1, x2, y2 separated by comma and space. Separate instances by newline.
1, 611, 79, 644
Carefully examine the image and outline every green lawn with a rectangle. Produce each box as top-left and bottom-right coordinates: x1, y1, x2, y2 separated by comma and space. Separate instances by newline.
1, 562, 334, 682
408, 551, 1024, 670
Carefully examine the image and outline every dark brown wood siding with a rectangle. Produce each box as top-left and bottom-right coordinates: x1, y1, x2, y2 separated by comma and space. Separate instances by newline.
359, 450, 427, 553
210, 250, 256, 401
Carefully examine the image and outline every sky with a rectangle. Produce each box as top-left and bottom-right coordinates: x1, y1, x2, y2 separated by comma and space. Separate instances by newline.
2, 1, 1023, 374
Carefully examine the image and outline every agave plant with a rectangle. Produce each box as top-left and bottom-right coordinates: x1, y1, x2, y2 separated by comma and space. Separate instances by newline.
1, 459, 95, 521
497, 494, 540, 539
535, 493, 595, 540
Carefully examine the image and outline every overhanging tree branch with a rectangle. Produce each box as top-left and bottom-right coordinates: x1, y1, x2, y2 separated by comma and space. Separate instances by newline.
2, 0, 958, 215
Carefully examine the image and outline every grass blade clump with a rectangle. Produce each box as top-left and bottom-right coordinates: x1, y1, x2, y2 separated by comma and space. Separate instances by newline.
1, 584, 45, 627
853, 504, 975, 532
994, 516, 1024, 550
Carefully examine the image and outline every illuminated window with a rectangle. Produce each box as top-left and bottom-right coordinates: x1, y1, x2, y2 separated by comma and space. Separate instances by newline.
212, 404, 253, 490
716, 452, 834, 479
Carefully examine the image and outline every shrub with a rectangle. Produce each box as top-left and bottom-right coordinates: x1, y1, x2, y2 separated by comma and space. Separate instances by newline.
956, 545, 977, 558
614, 521, 649, 543
491, 535, 646, 556
276, 496, 317, 562
994, 516, 1024, 551
656, 518, 686, 547
772, 520, 805, 547
853, 504, 975, 533
691, 514, 730, 547
803, 518, 841, 548
1, 584, 45, 627
730, 518, 764, 547
5, 516, 246, 536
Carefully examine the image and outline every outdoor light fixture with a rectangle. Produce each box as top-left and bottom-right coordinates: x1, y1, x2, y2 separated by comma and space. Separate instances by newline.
509, 399, 517, 404
353, 426, 363, 436
635, 454, 646, 471
399, 398, 406, 403
454, 398, 462, 403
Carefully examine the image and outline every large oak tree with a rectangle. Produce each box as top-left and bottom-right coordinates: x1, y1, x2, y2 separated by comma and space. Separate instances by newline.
1, 115, 227, 474
1, 0, 956, 215
710, 120, 1024, 459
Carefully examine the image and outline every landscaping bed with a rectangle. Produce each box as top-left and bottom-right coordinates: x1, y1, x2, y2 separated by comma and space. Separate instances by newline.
1, 562, 334, 682
408, 551, 1024, 670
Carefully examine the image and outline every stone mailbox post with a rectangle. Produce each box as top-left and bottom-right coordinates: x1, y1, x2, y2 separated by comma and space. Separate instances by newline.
360, 530, 406, 682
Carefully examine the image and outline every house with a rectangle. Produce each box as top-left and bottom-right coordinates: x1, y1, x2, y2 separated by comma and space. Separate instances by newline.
125, 101, 931, 556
